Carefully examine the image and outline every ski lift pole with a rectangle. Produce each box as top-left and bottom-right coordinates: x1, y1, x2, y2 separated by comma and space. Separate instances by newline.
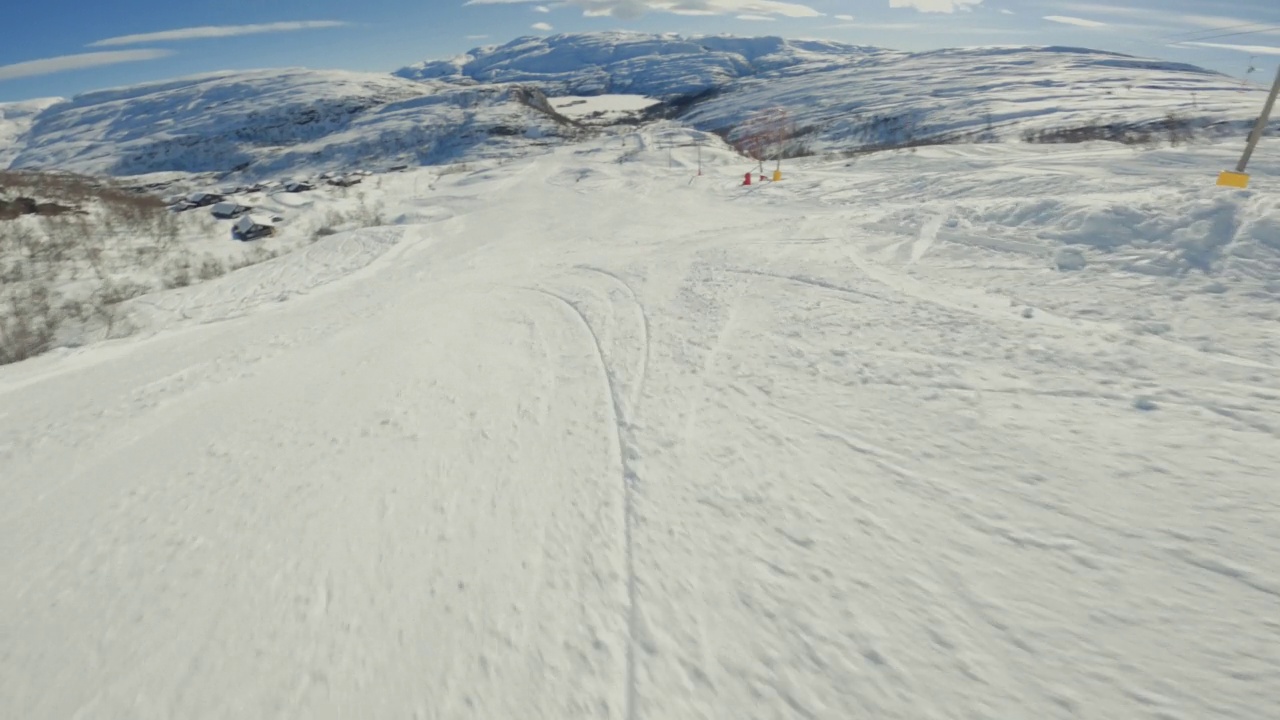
1219, 64, 1280, 188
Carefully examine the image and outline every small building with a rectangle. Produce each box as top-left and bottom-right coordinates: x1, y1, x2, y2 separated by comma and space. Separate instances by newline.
283, 181, 313, 193
232, 214, 276, 241
185, 191, 224, 207
210, 201, 252, 219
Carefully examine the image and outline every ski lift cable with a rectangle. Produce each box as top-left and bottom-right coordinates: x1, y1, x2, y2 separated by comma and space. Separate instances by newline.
1159, 20, 1279, 42
1164, 24, 1280, 45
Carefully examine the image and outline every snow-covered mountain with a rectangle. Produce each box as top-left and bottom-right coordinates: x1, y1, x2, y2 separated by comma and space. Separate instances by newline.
394, 31, 879, 97
402, 33, 1270, 153
0, 97, 62, 167
2, 69, 577, 180
0, 32, 1273, 180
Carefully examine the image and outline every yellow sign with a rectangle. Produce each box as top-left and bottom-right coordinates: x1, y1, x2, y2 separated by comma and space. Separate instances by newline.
772, 170, 782, 182
1217, 170, 1250, 189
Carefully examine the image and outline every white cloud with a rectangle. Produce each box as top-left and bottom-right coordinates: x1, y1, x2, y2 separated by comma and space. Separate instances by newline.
1177, 41, 1280, 55
1043, 15, 1108, 28
89, 21, 349, 47
466, 0, 821, 20
0, 49, 173, 81
532, 21, 555, 30
534, 4, 551, 10
834, 13, 854, 20
889, 0, 983, 13
999, 8, 1013, 14
826, 22, 926, 31
737, 13, 775, 20
1051, 4, 1280, 33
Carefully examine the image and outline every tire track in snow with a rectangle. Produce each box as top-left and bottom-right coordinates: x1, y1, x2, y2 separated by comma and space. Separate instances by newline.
522, 286, 642, 720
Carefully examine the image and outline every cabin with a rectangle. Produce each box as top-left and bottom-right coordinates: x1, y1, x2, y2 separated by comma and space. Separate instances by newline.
184, 191, 224, 207
210, 201, 252, 219
231, 214, 276, 241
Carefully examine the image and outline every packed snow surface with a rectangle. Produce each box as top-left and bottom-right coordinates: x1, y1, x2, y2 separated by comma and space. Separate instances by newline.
3, 130, 1280, 719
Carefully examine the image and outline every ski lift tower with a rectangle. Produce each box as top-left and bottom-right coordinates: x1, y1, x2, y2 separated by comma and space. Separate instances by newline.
1219, 63, 1280, 189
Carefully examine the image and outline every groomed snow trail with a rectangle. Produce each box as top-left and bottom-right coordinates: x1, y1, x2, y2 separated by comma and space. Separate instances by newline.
3, 135, 1280, 719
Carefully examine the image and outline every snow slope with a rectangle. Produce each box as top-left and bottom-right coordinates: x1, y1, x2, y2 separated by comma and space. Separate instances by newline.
3, 129, 1279, 718
0, 97, 63, 167
5, 69, 573, 179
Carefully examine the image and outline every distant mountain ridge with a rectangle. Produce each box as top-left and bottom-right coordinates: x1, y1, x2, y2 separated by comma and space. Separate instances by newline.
0, 31, 1268, 181
394, 31, 884, 98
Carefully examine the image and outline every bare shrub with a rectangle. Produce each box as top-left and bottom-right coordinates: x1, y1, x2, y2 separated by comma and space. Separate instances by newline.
197, 257, 227, 281
162, 256, 193, 289
0, 282, 60, 365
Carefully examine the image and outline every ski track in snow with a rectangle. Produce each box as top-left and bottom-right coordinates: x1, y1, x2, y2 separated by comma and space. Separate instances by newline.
3, 131, 1280, 719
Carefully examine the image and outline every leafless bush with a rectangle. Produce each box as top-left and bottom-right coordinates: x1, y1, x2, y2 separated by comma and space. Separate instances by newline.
162, 255, 193, 289
0, 170, 205, 365
197, 256, 227, 281
1020, 114, 1207, 148
309, 200, 385, 243
0, 282, 60, 365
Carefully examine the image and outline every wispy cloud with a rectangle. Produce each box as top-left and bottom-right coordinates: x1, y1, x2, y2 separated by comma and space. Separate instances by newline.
833, 13, 854, 20
825, 22, 926, 31
889, 0, 983, 13
534, 4, 551, 11
89, 21, 349, 47
1177, 41, 1280, 55
1043, 15, 1108, 28
465, 0, 821, 20
1050, 3, 1280, 33
737, 14, 775, 20
532, 21, 555, 30
0, 49, 173, 81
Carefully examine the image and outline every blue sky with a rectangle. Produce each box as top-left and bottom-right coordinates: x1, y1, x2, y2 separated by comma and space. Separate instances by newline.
1, 0, 1278, 102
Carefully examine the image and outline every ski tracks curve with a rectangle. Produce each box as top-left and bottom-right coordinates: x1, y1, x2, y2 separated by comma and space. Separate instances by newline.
520, 280, 646, 720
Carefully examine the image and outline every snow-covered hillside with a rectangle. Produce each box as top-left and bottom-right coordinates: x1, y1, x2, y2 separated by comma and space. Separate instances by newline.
405, 33, 1273, 152
395, 31, 878, 97
685, 45, 1271, 153
4, 69, 576, 180
4, 125, 1280, 718
0, 97, 63, 167
3, 32, 1273, 180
